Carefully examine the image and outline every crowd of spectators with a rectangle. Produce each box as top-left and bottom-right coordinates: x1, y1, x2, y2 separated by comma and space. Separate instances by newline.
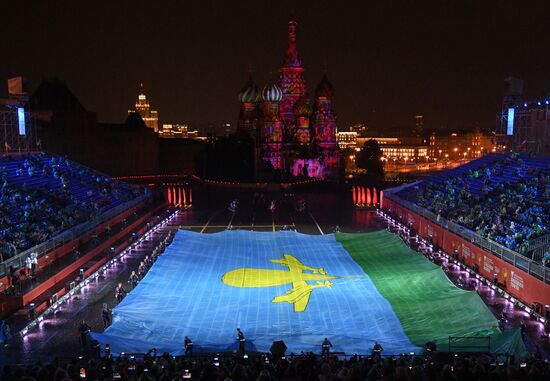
401, 154, 550, 255
2, 351, 549, 381
0, 153, 141, 255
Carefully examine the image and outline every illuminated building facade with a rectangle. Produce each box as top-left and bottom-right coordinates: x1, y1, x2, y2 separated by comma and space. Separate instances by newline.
128, 83, 159, 132
159, 124, 199, 139
336, 133, 422, 155
237, 20, 339, 179
337, 131, 358, 149
380, 146, 428, 159
429, 131, 493, 160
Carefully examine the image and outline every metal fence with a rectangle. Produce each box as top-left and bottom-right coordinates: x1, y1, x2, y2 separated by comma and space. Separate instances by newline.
384, 188, 550, 285
527, 233, 550, 252
0, 194, 148, 278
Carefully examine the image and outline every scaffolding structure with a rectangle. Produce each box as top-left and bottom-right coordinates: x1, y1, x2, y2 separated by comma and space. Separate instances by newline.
496, 77, 550, 154
0, 103, 38, 154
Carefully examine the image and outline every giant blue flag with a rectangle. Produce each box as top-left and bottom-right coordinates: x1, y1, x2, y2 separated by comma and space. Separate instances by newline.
92, 230, 418, 355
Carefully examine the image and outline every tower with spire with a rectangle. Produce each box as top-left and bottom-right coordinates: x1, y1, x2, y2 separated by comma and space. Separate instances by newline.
236, 19, 339, 179
129, 83, 159, 132
279, 19, 308, 141
312, 74, 339, 177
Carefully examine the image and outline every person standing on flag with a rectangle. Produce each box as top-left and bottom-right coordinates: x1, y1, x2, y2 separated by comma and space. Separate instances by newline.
184, 336, 193, 356
372, 341, 384, 357
236, 328, 245, 354
321, 337, 332, 357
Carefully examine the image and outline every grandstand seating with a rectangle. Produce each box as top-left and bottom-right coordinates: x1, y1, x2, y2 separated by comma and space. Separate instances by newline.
0, 153, 142, 255
398, 153, 550, 257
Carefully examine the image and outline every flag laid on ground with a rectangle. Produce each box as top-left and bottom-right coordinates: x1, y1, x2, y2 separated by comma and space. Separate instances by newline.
92, 230, 524, 356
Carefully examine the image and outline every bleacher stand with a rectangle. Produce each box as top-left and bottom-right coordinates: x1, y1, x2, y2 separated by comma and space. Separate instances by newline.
0, 152, 141, 257
398, 153, 550, 258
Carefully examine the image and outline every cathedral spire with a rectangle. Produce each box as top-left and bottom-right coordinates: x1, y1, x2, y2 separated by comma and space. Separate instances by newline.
284, 19, 301, 67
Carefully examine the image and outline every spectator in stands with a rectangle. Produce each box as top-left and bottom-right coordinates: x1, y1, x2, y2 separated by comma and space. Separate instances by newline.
0, 153, 141, 254
7, 265, 16, 287
30, 253, 38, 276
10, 269, 19, 294
401, 154, 550, 259
25, 256, 32, 277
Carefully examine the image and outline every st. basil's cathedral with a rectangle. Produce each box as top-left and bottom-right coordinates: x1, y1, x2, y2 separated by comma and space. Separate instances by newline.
237, 19, 339, 179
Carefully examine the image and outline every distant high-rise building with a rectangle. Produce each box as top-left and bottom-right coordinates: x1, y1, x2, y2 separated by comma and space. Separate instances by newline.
414, 115, 423, 137
129, 83, 158, 132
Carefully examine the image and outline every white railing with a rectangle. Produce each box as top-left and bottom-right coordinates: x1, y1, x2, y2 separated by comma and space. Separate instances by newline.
383, 186, 550, 285
0, 194, 149, 277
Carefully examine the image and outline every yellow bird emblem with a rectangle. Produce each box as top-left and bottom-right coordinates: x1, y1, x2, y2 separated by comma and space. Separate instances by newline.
222, 254, 344, 312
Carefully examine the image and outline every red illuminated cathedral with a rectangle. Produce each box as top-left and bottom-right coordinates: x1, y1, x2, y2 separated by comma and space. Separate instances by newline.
237, 19, 339, 179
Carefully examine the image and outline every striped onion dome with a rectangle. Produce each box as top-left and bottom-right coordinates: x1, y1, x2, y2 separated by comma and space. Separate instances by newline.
315, 73, 334, 99
261, 80, 283, 102
293, 96, 312, 117
238, 76, 260, 103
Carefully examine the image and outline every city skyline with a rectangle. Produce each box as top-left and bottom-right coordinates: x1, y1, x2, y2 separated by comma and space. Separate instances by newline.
1, 1, 550, 132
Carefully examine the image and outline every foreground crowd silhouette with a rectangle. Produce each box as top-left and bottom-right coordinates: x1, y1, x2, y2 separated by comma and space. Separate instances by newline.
2, 351, 550, 381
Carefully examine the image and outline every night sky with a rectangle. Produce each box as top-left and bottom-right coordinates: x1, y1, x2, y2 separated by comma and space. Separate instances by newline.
1, 0, 550, 133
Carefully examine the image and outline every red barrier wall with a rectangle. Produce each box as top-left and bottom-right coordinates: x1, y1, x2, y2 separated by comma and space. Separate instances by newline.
0, 202, 146, 288
381, 196, 550, 306
0, 203, 166, 316
31, 215, 158, 316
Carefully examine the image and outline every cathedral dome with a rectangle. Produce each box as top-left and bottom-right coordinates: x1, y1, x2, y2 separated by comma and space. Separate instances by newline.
238, 76, 260, 103
315, 74, 334, 99
261, 80, 283, 102
293, 96, 312, 117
